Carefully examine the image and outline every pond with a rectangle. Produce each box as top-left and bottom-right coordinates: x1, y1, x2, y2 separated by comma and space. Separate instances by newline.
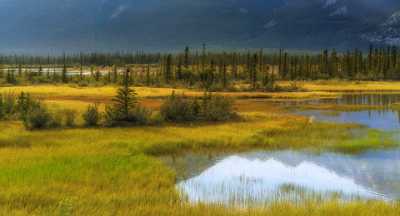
173, 93, 400, 207
293, 93, 400, 131
172, 150, 400, 207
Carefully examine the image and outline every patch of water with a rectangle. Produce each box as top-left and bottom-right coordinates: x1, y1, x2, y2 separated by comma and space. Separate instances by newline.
297, 110, 400, 130
291, 93, 400, 131
174, 150, 400, 207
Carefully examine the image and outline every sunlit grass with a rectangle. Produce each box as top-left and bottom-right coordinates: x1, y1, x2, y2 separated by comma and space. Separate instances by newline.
0, 84, 339, 101
0, 114, 397, 214
0, 83, 399, 215
283, 80, 400, 92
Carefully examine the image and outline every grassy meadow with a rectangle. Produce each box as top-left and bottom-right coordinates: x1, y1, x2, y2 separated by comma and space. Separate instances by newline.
0, 82, 399, 215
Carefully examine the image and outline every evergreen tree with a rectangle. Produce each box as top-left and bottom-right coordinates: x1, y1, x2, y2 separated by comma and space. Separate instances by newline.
79, 53, 84, 81
251, 54, 258, 90
146, 64, 151, 86
222, 61, 227, 89
112, 65, 118, 83
165, 54, 173, 84
94, 68, 101, 82
106, 68, 138, 123
176, 56, 183, 81
61, 53, 68, 83
184, 46, 190, 69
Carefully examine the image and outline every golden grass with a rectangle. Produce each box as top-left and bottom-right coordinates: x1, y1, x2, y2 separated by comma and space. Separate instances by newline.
281, 80, 400, 92
0, 106, 397, 215
0, 83, 398, 215
0, 84, 339, 102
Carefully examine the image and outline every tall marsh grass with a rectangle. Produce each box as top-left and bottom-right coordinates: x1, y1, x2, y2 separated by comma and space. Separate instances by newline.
0, 84, 398, 214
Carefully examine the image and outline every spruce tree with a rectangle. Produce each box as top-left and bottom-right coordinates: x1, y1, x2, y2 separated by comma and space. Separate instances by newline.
0, 57, 3, 79
107, 68, 138, 122
146, 64, 151, 86
61, 53, 68, 83
112, 65, 118, 83
222, 61, 227, 89
251, 54, 258, 90
184, 46, 190, 69
176, 57, 183, 81
165, 54, 172, 84
79, 53, 84, 81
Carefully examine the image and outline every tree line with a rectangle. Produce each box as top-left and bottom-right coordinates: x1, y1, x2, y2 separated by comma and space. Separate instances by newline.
1, 45, 400, 91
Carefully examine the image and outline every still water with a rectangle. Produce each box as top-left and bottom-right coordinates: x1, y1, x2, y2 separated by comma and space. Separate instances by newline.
175, 94, 400, 207
295, 94, 400, 130
175, 150, 400, 206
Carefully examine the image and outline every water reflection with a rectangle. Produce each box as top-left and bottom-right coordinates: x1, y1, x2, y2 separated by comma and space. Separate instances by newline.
289, 94, 400, 130
297, 110, 400, 130
337, 94, 400, 107
174, 150, 400, 206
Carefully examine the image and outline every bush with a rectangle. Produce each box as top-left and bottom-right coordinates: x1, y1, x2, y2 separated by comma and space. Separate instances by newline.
0, 93, 17, 119
160, 92, 237, 123
0, 92, 43, 121
83, 104, 101, 127
131, 106, 152, 125
104, 105, 152, 126
23, 105, 53, 130
63, 109, 77, 127
17, 92, 41, 121
0, 96, 4, 120
160, 92, 199, 122
201, 93, 236, 121
49, 111, 63, 128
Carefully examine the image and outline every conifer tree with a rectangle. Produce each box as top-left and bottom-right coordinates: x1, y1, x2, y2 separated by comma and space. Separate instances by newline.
232, 53, 238, 80
184, 46, 190, 69
106, 68, 138, 123
165, 54, 172, 84
0, 58, 3, 79
61, 53, 68, 83
201, 43, 206, 72
79, 53, 84, 81
146, 64, 151, 86
38, 59, 43, 77
176, 56, 183, 81
251, 54, 258, 90
222, 61, 227, 89
94, 68, 101, 82
112, 65, 118, 83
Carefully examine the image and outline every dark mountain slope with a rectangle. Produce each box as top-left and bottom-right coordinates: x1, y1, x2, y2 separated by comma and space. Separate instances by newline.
0, 0, 400, 53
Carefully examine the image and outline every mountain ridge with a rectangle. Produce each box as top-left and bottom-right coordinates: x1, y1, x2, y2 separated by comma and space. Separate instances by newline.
1, 0, 400, 53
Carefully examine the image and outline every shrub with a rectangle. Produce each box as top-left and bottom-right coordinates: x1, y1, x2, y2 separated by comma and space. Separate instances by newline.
83, 104, 101, 127
104, 105, 152, 126
1, 93, 17, 118
0, 96, 4, 120
23, 105, 52, 130
131, 106, 152, 125
0, 92, 42, 121
201, 93, 236, 121
63, 109, 77, 127
160, 92, 199, 122
49, 111, 63, 128
17, 92, 40, 121
160, 92, 237, 123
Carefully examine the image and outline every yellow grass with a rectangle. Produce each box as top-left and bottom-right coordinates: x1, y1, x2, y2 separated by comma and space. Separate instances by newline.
281, 80, 400, 92
0, 83, 398, 215
0, 84, 339, 102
